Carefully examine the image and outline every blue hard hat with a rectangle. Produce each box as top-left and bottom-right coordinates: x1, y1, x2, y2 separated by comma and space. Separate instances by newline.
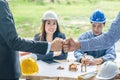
90, 10, 106, 23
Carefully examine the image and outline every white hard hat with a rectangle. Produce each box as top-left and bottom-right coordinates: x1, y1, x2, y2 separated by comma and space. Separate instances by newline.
96, 61, 120, 79
42, 11, 58, 20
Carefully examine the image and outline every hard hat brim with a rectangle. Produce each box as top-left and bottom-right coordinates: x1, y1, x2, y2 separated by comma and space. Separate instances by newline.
90, 20, 106, 23
42, 18, 58, 20
96, 71, 120, 79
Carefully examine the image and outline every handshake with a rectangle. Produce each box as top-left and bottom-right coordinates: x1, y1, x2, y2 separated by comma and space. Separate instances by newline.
50, 38, 81, 52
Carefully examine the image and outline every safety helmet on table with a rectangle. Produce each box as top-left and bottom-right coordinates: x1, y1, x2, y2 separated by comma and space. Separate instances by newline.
20, 56, 39, 75
96, 61, 120, 79
42, 11, 58, 21
90, 9, 106, 23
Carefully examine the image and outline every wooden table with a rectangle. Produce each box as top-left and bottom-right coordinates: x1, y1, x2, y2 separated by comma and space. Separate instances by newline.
20, 60, 97, 80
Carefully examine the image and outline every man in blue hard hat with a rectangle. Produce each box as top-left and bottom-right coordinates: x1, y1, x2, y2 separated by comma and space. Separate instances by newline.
74, 10, 116, 65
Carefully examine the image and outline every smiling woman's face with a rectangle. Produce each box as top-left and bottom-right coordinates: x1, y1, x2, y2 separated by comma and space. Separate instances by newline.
45, 19, 57, 35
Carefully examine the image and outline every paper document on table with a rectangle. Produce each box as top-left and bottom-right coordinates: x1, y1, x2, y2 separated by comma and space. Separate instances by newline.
34, 60, 97, 79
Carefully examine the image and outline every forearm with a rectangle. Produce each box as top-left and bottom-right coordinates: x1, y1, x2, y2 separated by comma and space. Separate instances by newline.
75, 41, 81, 50
102, 54, 116, 61
0, 17, 48, 54
94, 58, 104, 65
102, 45, 116, 61
12, 38, 48, 54
0, 1, 48, 54
80, 31, 118, 51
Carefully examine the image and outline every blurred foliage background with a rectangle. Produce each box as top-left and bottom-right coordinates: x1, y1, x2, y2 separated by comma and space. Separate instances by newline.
9, 0, 120, 39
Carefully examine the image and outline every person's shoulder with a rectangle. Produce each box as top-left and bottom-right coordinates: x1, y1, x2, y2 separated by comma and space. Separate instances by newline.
34, 33, 40, 37
0, 0, 9, 13
80, 30, 92, 36
58, 32, 66, 38
0, 0, 7, 6
34, 33, 40, 40
78, 30, 93, 40
0, 0, 5, 3
0, 0, 9, 19
54, 32, 66, 39
58, 32, 65, 36
55, 32, 65, 36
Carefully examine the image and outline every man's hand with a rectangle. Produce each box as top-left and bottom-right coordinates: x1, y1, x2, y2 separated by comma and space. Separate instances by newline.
93, 58, 103, 65
81, 58, 103, 66
81, 58, 93, 65
63, 38, 81, 52
50, 38, 63, 51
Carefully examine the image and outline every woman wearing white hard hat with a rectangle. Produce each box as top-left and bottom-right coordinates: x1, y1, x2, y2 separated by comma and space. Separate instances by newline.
20, 11, 68, 63
96, 61, 120, 80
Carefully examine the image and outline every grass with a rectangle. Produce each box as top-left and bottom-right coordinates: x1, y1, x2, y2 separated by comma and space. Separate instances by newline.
9, 0, 120, 39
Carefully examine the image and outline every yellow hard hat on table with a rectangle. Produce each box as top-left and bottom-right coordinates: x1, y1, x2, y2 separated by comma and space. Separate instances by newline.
20, 57, 39, 75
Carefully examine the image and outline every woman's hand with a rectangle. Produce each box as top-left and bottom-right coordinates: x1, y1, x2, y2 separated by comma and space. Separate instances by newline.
53, 51, 61, 57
